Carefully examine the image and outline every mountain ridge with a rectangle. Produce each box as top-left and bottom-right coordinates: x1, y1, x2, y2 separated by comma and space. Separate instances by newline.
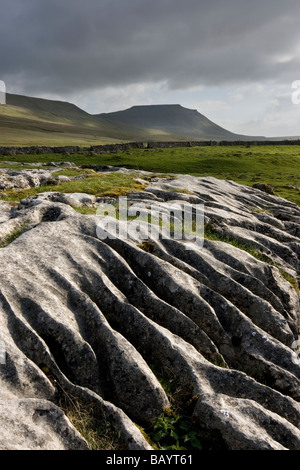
0, 92, 265, 145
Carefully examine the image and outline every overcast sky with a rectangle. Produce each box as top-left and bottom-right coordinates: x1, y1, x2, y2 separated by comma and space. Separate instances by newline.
1, 0, 300, 137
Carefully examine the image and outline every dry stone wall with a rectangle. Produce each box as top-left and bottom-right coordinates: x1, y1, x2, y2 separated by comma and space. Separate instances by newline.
0, 140, 300, 156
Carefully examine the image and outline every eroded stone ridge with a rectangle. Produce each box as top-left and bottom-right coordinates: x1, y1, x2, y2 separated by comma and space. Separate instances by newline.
0, 170, 299, 450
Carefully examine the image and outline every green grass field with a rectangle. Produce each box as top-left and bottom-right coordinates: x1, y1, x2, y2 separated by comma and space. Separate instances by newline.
1, 144, 298, 205
86, 145, 300, 205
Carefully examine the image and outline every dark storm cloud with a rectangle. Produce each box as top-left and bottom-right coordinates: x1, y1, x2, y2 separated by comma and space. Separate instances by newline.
1, 0, 300, 95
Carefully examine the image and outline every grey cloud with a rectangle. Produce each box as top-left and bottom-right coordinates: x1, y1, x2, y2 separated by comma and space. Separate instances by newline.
1, 0, 300, 96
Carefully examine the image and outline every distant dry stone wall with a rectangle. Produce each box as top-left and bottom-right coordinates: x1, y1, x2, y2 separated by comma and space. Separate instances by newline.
89, 142, 146, 154
0, 139, 300, 156
0, 146, 81, 156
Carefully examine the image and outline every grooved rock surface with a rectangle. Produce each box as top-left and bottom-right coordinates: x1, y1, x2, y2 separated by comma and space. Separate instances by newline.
0, 170, 299, 450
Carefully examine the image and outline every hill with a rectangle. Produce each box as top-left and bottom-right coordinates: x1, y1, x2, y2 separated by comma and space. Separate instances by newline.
0, 93, 159, 146
99, 104, 261, 141
0, 93, 263, 146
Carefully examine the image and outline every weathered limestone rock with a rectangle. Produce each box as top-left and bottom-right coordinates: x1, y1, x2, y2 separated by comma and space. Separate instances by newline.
0, 169, 54, 191
0, 398, 89, 450
0, 167, 86, 192
0, 171, 299, 450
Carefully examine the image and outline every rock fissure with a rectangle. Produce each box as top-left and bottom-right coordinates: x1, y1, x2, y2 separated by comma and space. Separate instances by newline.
0, 170, 299, 449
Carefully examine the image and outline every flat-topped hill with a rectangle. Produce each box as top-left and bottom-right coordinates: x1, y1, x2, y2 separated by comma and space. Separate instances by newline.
0, 94, 263, 145
100, 103, 259, 141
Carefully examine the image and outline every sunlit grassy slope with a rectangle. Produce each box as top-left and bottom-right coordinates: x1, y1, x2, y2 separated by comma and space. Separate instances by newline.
0, 93, 265, 146
0, 94, 189, 145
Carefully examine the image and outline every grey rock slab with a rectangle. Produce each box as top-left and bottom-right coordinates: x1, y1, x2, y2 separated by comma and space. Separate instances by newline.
0, 398, 89, 450
0, 170, 299, 450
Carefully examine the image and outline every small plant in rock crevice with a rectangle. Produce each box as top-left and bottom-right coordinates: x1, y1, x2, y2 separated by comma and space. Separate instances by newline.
144, 365, 203, 451
148, 411, 202, 450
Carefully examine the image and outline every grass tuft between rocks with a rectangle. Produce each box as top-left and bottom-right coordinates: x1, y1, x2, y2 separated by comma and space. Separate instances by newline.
0, 224, 30, 248
0, 172, 146, 203
204, 224, 299, 293
57, 390, 126, 451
